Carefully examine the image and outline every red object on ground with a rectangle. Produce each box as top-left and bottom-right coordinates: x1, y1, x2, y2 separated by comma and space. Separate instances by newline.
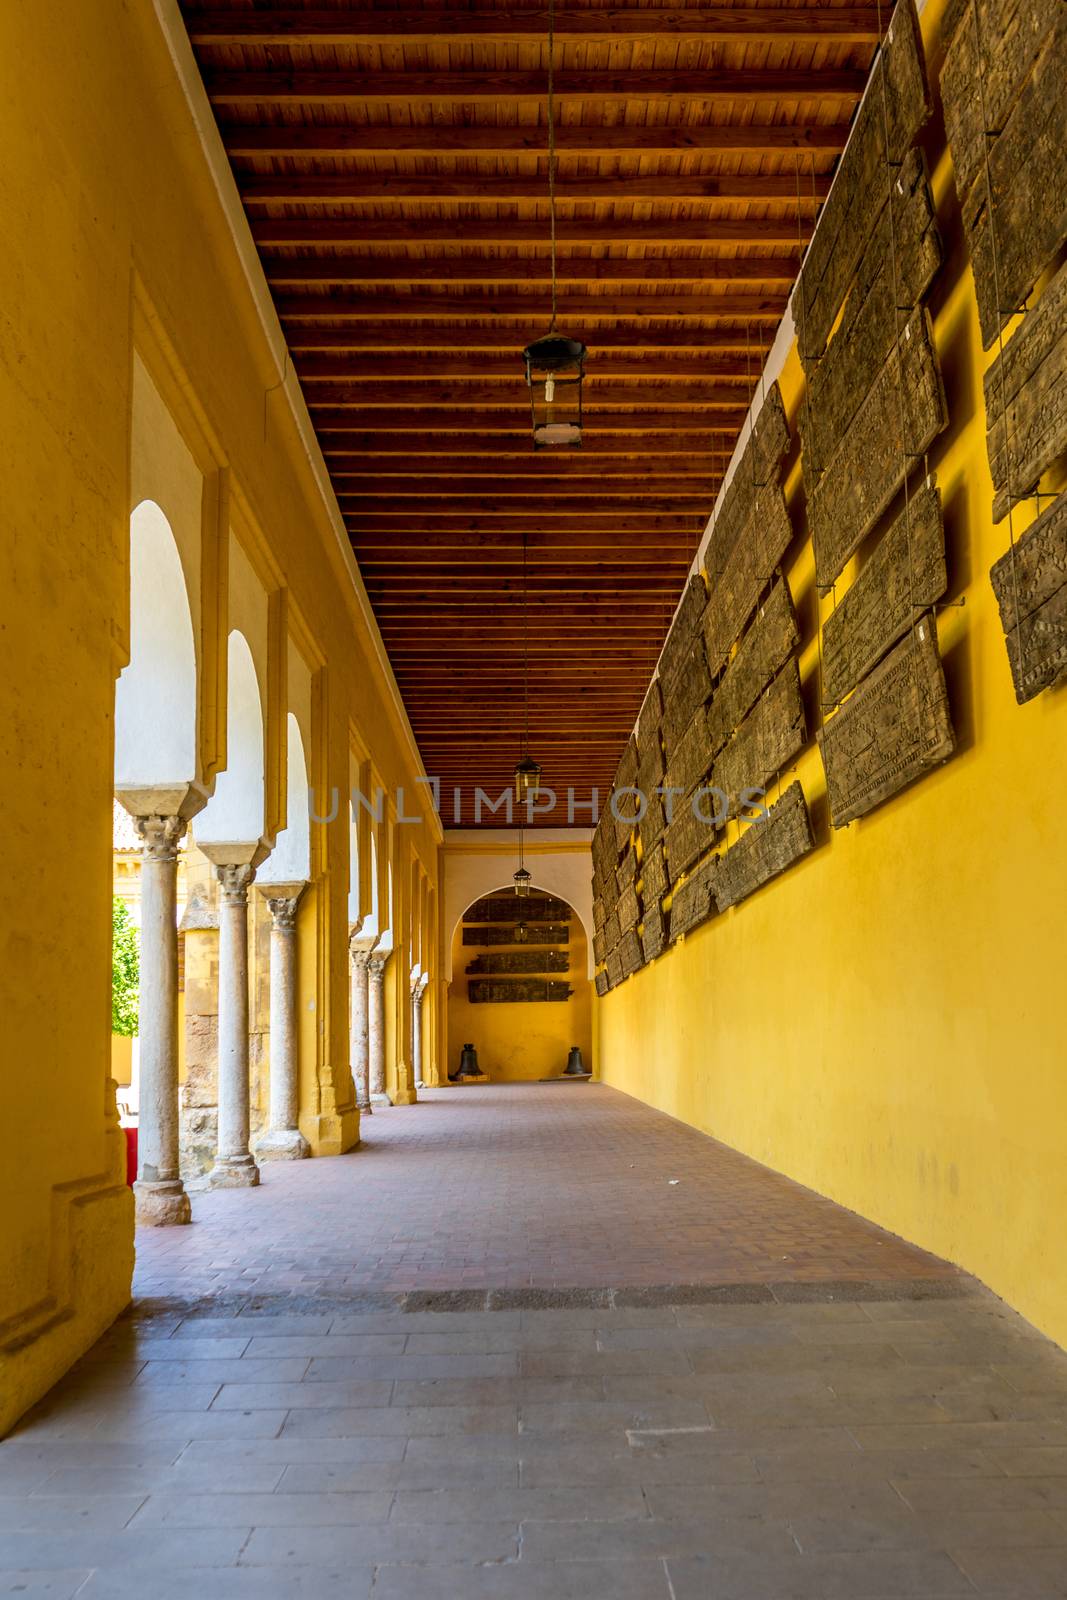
124, 1127, 138, 1188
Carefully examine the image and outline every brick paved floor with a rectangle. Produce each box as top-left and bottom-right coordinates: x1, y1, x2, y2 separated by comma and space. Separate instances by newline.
6, 1084, 1067, 1596
134, 1084, 961, 1302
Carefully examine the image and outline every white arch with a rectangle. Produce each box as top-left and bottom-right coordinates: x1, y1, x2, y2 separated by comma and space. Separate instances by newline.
114, 500, 197, 789
442, 844, 595, 979
445, 881, 593, 982
260, 714, 310, 885
194, 630, 264, 846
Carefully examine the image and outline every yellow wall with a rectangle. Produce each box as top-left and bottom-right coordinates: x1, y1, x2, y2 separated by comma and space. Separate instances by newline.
448, 917, 593, 1083
0, 0, 439, 1434
599, 0, 1067, 1348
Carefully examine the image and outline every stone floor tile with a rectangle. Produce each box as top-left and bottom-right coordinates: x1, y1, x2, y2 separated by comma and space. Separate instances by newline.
666, 1547, 976, 1598
893, 1474, 1067, 1511
753, 1446, 1004, 1483
88, 1409, 289, 1440
0, 1528, 249, 1570
629, 1423, 858, 1457
135, 1358, 310, 1385
306, 1352, 518, 1381
0, 1461, 54, 1494
519, 1400, 712, 1433
993, 1447, 1067, 1476
279, 1403, 519, 1437
126, 1337, 252, 1360
371, 1558, 673, 1599
243, 1334, 408, 1358
211, 1379, 393, 1410
38, 1461, 288, 1495
952, 1543, 1067, 1594
129, 1489, 393, 1526
521, 1513, 797, 1562
389, 1485, 647, 1523
179, 1435, 407, 1466
0, 1495, 146, 1531
0, 1442, 183, 1470
851, 1422, 1067, 1453
790, 1505, 1066, 1554
0, 1574, 92, 1598
240, 1520, 520, 1566
76, 1568, 376, 1599
643, 1480, 908, 1523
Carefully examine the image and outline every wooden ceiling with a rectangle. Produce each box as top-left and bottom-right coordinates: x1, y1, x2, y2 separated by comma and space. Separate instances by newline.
179, 1, 880, 824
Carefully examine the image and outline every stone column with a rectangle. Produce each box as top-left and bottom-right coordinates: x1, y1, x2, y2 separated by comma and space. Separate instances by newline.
412, 975, 428, 1090
368, 952, 389, 1105
349, 939, 373, 1114
255, 889, 310, 1160
210, 862, 260, 1187
132, 814, 191, 1225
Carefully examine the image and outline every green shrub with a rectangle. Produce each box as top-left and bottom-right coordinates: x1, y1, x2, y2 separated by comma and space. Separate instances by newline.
111, 897, 140, 1036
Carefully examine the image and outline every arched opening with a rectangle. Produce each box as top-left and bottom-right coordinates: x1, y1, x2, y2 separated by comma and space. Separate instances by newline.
114, 499, 197, 791
261, 713, 310, 886
193, 629, 264, 847
446, 885, 592, 1083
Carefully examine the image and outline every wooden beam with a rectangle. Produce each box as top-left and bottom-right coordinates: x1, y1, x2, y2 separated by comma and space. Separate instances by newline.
258, 217, 815, 248
207, 68, 865, 104
223, 123, 850, 156
242, 173, 831, 204
314, 382, 751, 408
331, 461, 722, 478
186, 9, 885, 45
318, 408, 749, 431
279, 291, 788, 319
343, 496, 706, 516
266, 255, 800, 287
341, 478, 717, 497
297, 354, 765, 379
352, 516, 699, 531
323, 434, 739, 453
349, 526, 701, 549
288, 326, 775, 352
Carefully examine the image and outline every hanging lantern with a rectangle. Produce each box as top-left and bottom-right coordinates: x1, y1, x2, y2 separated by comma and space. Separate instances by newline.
523, 334, 587, 449
515, 921, 530, 944
514, 754, 542, 803
512, 865, 532, 897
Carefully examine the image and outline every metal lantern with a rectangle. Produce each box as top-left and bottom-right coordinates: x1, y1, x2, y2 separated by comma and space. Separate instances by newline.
514, 755, 542, 803
523, 334, 587, 449
512, 865, 532, 897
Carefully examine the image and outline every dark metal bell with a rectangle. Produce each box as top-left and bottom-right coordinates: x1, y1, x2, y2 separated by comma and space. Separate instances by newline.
455, 1043, 480, 1080
563, 1046, 588, 1077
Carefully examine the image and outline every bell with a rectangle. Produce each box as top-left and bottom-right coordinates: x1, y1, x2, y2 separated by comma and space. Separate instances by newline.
563, 1045, 589, 1077
456, 1043, 481, 1080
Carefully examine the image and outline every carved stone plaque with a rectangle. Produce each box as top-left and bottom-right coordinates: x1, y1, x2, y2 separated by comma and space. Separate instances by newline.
985, 256, 1067, 522
641, 841, 668, 907
592, 926, 609, 966
706, 578, 800, 762
463, 923, 570, 946
637, 730, 665, 799
800, 149, 941, 484
466, 950, 569, 975
666, 704, 713, 799
599, 906, 621, 957
638, 679, 664, 755
616, 883, 641, 936
711, 658, 806, 816
469, 978, 573, 1003
822, 479, 947, 705
955, 15, 1067, 348
616, 849, 638, 895
818, 618, 955, 827
714, 782, 815, 911
704, 485, 793, 676
638, 791, 667, 856
989, 489, 1067, 702
641, 901, 667, 964
794, 0, 932, 363
664, 795, 716, 883
659, 575, 709, 687
662, 635, 713, 755
669, 856, 718, 941
595, 970, 610, 997
467, 895, 569, 923
809, 308, 947, 590
620, 927, 645, 979
705, 384, 790, 591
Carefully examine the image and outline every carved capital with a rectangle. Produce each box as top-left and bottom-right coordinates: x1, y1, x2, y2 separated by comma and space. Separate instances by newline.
368, 953, 388, 983
135, 813, 187, 863
266, 893, 301, 931
349, 941, 373, 973
216, 862, 256, 905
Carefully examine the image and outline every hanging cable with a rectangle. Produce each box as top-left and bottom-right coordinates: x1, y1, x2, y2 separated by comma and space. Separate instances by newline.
547, 0, 558, 333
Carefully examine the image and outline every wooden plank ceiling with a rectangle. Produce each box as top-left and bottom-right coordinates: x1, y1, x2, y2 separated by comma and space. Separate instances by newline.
179, 0, 879, 824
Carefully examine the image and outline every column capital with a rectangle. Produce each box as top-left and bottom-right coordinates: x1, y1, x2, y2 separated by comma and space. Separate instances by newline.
264, 891, 303, 930
368, 952, 389, 982
134, 813, 187, 862
349, 938, 374, 971
216, 862, 256, 904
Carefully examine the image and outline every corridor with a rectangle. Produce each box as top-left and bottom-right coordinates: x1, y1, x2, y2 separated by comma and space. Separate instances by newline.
4, 1087, 1067, 1597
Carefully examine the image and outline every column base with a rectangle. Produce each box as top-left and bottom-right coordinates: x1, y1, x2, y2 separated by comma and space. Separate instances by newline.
355, 1098, 373, 1115
370, 1092, 392, 1107
133, 1180, 192, 1227
393, 1087, 418, 1106
254, 1129, 310, 1162
209, 1155, 261, 1188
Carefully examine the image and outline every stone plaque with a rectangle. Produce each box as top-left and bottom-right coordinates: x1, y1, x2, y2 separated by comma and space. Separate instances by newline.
705, 384, 790, 591
714, 782, 815, 911
467, 895, 569, 923
595, 970, 610, 997
706, 578, 800, 762
605, 944, 625, 989
954, 14, 1067, 348
469, 978, 573, 1003
669, 856, 718, 941
704, 486, 793, 676
612, 735, 640, 795
637, 729, 665, 799
794, 0, 932, 363
463, 923, 570, 946
800, 149, 941, 484
989, 489, 1067, 702
665, 704, 714, 799
818, 618, 955, 827
822, 479, 947, 706
638, 791, 667, 856
616, 849, 638, 895
638, 679, 663, 754
616, 882, 641, 936
711, 659, 806, 816
662, 635, 713, 755
618, 927, 644, 980
659, 575, 709, 687
592, 926, 609, 966
985, 257, 1067, 522
600, 906, 621, 957
641, 901, 667, 964
640, 841, 668, 907
809, 309, 947, 590
664, 795, 716, 883
466, 950, 570, 975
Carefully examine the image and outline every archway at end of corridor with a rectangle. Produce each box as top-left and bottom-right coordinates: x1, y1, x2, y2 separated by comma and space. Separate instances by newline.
446, 886, 592, 1084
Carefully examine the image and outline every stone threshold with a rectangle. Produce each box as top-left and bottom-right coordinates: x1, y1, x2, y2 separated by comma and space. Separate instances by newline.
125, 1275, 982, 1322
